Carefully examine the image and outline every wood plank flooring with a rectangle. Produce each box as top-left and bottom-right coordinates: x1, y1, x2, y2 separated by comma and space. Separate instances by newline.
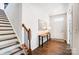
32, 39, 71, 55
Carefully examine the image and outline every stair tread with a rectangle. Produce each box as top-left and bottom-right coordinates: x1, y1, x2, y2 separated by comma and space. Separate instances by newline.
5, 47, 21, 55
0, 44, 20, 54
0, 22, 10, 24
0, 18, 7, 19
11, 50, 24, 55
0, 14, 5, 17
0, 38, 18, 46
0, 27, 12, 30
0, 33, 15, 35
0, 29, 13, 31
0, 41, 19, 50
10, 48, 22, 55
0, 25, 12, 27
0, 21, 10, 23
0, 34, 16, 40
0, 31, 14, 34
0, 37, 17, 42
0, 24, 11, 26
0, 20, 9, 22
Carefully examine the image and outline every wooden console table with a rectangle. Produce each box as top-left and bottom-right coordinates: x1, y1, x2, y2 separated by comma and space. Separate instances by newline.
38, 31, 50, 47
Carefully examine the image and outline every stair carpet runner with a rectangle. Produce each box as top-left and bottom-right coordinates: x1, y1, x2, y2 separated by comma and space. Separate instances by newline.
0, 9, 25, 55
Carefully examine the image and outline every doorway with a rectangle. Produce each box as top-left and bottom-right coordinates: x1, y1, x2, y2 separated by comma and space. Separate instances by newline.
49, 14, 67, 41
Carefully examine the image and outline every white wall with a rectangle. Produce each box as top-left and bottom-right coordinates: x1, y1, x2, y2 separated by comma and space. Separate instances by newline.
22, 3, 50, 50
0, 3, 4, 10
72, 3, 79, 55
22, 3, 69, 50
4, 3, 22, 43
38, 3, 68, 40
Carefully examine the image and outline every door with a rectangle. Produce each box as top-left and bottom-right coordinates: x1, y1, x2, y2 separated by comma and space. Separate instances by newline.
50, 14, 66, 39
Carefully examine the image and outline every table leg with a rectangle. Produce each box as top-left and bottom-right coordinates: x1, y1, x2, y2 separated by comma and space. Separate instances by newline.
49, 33, 51, 40
42, 36, 43, 47
47, 35, 48, 44
39, 36, 40, 47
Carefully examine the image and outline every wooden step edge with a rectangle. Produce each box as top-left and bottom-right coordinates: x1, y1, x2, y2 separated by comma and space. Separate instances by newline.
0, 42, 19, 50
0, 37, 17, 42
10, 48, 22, 55
0, 23, 10, 24
0, 29, 13, 31
0, 44, 20, 55
0, 18, 8, 19
0, 20, 9, 22
0, 26, 12, 27
0, 33, 15, 35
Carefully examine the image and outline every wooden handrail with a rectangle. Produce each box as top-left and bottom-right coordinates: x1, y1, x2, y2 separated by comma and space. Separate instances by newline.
22, 24, 29, 32
22, 24, 32, 55
22, 24, 31, 40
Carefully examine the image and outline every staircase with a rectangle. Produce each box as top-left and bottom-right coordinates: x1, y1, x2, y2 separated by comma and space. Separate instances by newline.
0, 9, 25, 55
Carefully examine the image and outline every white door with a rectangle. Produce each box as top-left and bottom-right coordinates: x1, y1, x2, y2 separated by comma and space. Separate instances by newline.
50, 14, 66, 39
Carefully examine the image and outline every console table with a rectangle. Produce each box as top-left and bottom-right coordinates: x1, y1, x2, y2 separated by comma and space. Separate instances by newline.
38, 31, 50, 47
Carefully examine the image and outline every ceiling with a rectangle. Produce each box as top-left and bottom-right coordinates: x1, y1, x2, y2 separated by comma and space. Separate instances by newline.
31, 3, 69, 16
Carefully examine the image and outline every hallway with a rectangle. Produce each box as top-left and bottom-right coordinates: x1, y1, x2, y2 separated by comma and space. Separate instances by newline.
32, 39, 71, 55
0, 3, 78, 55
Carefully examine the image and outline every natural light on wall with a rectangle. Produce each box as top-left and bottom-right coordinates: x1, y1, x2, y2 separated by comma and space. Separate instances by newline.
54, 16, 64, 22
0, 3, 4, 10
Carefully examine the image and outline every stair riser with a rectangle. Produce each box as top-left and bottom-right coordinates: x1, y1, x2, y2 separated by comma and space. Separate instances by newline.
0, 18, 7, 19
0, 39, 18, 46
0, 20, 9, 22
0, 21, 9, 23
0, 24, 11, 26
0, 31, 14, 34
0, 33, 15, 35
0, 29, 13, 31
0, 41, 18, 49
0, 34, 16, 40
0, 27, 12, 30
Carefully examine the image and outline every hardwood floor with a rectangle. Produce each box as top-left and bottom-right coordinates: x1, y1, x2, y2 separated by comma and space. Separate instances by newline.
32, 39, 71, 55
